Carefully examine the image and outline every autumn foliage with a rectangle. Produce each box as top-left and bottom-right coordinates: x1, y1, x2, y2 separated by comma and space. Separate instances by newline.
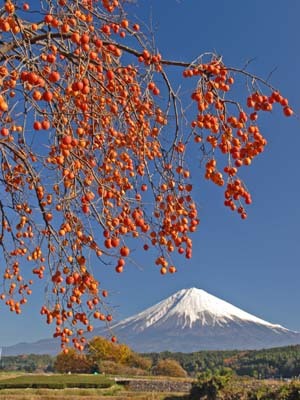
54, 335, 152, 374
0, 0, 293, 351
54, 347, 93, 373
152, 358, 187, 378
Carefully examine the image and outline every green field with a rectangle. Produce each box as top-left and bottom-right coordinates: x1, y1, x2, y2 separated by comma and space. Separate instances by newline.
0, 373, 188, 399
1, 372, 300, 400
0, 373, 114, 389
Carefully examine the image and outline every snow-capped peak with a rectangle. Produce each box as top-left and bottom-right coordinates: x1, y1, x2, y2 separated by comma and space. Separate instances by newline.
114, 287, 288, 331
170, 288, 287, 328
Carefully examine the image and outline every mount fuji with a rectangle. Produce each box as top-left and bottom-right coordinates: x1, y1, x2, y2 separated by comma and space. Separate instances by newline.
97, 287, 300, 353
2, 288, 300, 355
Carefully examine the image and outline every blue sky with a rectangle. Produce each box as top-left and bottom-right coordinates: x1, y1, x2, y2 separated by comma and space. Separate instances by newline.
1, 1, 300, 347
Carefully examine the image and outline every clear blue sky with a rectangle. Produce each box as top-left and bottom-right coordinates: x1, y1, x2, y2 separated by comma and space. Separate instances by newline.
1, 0, 300, 347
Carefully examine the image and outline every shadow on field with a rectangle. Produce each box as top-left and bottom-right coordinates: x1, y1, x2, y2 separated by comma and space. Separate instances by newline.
164, 396, 190, 400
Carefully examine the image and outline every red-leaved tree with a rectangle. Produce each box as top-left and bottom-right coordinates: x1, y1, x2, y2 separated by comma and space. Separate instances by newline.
0, 0, 293, 352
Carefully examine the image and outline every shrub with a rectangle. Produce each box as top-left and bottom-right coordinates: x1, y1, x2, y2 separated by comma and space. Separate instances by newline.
54, 348, 93, 373
127, 353, 153, 371
152, 358, 187, 378
98, 360, 148, 376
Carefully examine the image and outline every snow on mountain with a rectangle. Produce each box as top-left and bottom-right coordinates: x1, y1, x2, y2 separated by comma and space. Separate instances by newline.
101, 287, 300, 353
3, 287, 300, 355
114, 287, 288, 331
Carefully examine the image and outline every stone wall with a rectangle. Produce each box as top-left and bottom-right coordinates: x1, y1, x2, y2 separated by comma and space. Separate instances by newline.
115, 378, 193, 393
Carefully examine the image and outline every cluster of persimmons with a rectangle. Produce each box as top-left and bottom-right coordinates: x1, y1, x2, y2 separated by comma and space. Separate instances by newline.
0, 0, 293, 351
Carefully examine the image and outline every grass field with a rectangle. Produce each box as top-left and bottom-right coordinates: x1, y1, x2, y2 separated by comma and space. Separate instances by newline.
0, 373, 114, 388
0, 373, 188, 399
0, 387, 187, 400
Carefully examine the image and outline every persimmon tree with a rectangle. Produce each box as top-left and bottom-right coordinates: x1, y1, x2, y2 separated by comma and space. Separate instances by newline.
0, 0, 293, 352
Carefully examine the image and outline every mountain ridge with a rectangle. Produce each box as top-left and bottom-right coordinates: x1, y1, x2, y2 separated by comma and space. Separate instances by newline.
100, 287, 300, 352
2, 287, 300, 355
113, 287, 290, 331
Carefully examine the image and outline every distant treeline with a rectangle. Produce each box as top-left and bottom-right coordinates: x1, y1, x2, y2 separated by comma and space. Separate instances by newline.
2, 344, 300, 378
145, 344, 300, 379
0, 354, 54, 372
